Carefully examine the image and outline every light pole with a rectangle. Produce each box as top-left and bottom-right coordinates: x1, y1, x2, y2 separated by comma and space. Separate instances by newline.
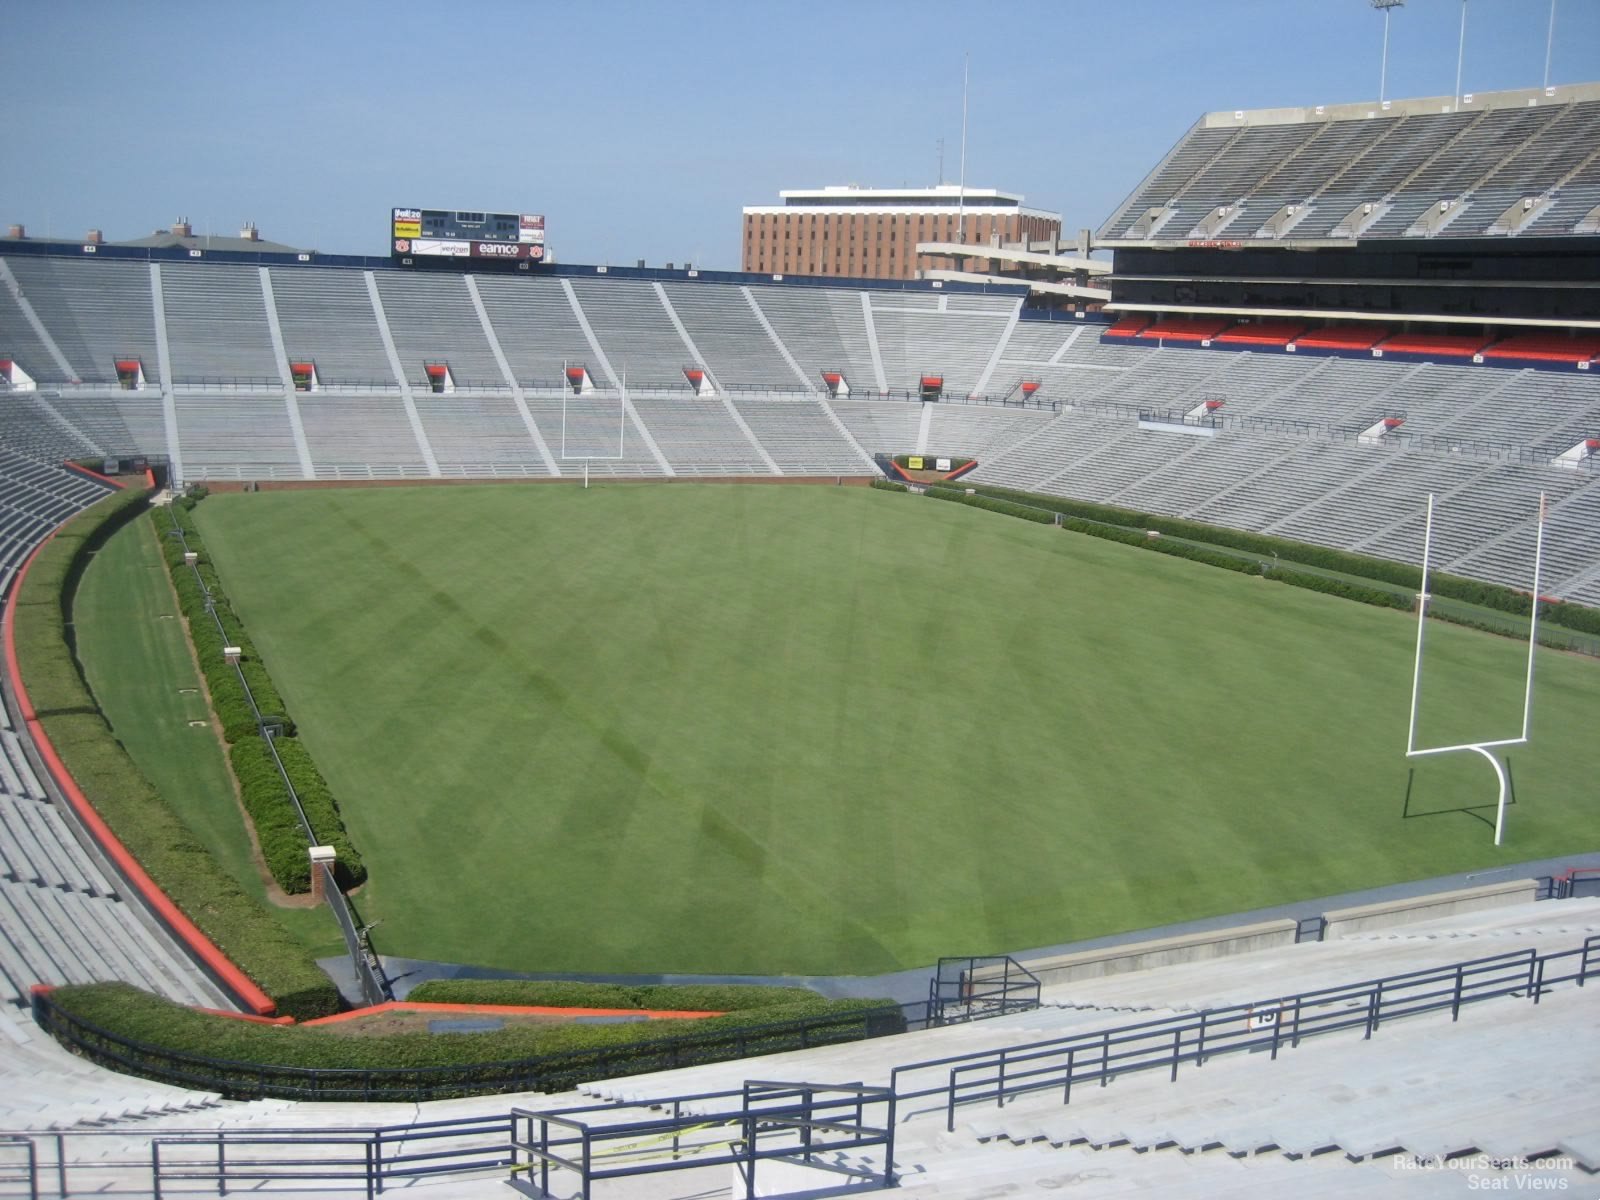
1371, 0, 1405, 104
1544, 0, 1557, 90
1454, 0, 1469, 110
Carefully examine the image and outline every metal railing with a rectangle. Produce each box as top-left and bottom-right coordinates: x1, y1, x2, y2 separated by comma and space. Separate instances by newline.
161, 504, 389, 1007
884, 936, 1600, 1132
0, 1136, 37, 1200
10, 934, 1598, 1196
513, 1080, 896, 1200
148, 1114, 515, 1200
928, 955, 1042, 1025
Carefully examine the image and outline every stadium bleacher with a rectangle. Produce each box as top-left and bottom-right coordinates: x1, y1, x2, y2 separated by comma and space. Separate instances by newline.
1099, 84, 1600, 244
1, 251, 1596, 605
0, 68, 1596, 1199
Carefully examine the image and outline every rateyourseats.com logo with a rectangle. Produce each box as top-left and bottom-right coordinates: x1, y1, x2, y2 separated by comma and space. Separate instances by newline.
1392, 1153, 1578, 1190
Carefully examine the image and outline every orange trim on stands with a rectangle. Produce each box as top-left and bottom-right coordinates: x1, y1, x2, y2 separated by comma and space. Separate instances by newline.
4, 530, 277, 1016
195, 1007, 296, 1025
144, 468, 157, 489
298, 1001, 726, 1026
60, 461, 126, 489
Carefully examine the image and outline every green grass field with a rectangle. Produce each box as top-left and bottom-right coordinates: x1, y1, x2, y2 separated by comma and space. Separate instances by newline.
189, 483, 1600, 977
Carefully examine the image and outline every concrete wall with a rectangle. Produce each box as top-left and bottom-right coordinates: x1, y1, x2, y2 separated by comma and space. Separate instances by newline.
980, 919, 1300, 989
1323, 879, 1539, 938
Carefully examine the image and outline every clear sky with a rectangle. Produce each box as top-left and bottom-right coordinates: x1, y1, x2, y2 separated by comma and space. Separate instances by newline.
3, 0, 1596, 267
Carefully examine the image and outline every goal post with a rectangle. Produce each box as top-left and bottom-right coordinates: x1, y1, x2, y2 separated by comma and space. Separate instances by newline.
1405, 492, 1548, 846
560, 363, 627, 489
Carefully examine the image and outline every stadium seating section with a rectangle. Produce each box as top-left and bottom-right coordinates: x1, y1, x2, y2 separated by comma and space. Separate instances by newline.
0, 83, 1598, 1191
0, 255, 1596, 609
1099, 91, 1600, 243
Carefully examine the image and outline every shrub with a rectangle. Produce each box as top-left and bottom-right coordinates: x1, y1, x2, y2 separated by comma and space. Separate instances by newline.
926, 486, 1054, 524
151, 503, 365, 894
948, 481, 1600, 632
41, 983, 903, 1100
407, 979, 822, 1011
870, 477, 909, 493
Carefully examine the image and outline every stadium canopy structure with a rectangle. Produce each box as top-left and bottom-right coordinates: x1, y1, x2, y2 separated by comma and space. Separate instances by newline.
1089, 81, 1600, 334
915, 240, 1112, 303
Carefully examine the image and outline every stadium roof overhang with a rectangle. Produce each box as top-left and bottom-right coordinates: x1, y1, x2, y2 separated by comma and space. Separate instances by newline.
1105, 301, 1600, 331
915, 242, 1112, 275
920, 269, 1111, 302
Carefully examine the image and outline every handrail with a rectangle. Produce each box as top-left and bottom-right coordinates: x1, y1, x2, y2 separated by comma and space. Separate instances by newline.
8, 934, 1597, 1197
883, 938, 1599, 1131
512, 1079, 896, 1199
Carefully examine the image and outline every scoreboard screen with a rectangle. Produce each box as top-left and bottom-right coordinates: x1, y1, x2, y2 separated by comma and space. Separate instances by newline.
392, 208, 546, 260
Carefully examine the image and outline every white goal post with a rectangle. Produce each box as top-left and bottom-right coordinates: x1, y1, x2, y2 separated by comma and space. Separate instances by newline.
1405, 492, 1548, 846
560, 363, 627, 489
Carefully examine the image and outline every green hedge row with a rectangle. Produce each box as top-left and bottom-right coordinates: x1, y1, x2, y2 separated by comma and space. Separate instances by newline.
407, 979, 823, 1011
954, 482, 1599, 632
152, 506, 366, 892
870, 477, 909, 493
925, 486, 1414, 615
43, 982, 905, 1100
12, 491, 338, 1018
926, 486, 1054, 524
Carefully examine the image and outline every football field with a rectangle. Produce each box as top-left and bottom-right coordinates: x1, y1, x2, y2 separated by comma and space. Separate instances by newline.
192, 483, 1600, 976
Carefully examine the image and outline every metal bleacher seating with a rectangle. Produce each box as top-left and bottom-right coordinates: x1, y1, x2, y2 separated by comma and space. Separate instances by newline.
160, 263, 281, 384
266, 265, 396, 387
3, 257, 160, 386
730, 397, 870, 473
828, 397, 925, 457
567, 277, 695, 389
294, 393, 433, 480
744, 283, 876, 391
413, 394, 552, 477
373, 271, 504, 389
867, 293, 1016, 399
1101, 126, 1239, 239
173, 393, 304, 481
657, 280, 798, 390
1102, 86, 1600, 244
626, 396, 773, 475
473, 274, 596, 387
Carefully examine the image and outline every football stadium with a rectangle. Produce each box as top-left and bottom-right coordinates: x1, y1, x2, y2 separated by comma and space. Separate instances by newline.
1, 26, 1599, 1199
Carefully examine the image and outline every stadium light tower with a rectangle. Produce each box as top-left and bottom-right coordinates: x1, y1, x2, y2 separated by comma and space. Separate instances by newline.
1371, 0, 1405, 105
1544, 0, 1557, 90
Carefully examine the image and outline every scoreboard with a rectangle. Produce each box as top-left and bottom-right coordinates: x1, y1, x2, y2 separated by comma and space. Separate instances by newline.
391, 208, 546, 260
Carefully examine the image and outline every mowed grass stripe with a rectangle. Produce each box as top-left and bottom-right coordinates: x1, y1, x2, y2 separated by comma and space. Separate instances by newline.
191, 484, 1600, 975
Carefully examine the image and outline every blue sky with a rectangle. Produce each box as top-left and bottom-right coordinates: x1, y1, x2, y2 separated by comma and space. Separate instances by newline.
3, 0, 1596, 267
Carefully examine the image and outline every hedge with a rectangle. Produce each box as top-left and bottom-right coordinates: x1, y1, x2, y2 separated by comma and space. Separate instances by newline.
926, 486, 1054, 524
407, 979, 824, 1012
153, 504, 365, 893
12, 492, 338, 1017
953, 482, 1600, 632
869, 477, 909, 493
41, 982, 905, 1100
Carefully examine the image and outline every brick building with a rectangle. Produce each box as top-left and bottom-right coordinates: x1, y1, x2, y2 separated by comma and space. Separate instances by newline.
741, 185, 1060, 280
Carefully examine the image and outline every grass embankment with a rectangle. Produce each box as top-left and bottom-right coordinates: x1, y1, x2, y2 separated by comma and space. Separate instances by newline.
191, 484, 1600, 977
12, 489, 339, 1015
72, 515, 343, 958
